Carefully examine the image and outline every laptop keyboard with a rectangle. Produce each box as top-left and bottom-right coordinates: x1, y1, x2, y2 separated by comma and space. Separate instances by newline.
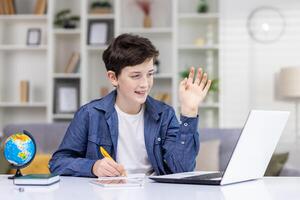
182, 172, 223, 180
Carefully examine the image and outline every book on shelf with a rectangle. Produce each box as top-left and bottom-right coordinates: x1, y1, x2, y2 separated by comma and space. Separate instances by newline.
0, 0, 15, 15
20, 80, 29, 103
64, 52, 80, 73
34, 0, 47, 15
7, 0, 15, 14
1, 0, 8, 14
0, 1, 3, 14
13, 174, 60, 186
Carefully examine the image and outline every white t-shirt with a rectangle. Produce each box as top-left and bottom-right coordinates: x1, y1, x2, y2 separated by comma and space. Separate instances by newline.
115, 104, 153, 175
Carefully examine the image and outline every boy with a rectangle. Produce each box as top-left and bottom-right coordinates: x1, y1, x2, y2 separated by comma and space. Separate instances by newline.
49, 34, 211, 177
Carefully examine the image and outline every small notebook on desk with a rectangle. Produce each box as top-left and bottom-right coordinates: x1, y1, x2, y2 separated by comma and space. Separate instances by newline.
90, 174, 145, 188
13, 174, 60, 186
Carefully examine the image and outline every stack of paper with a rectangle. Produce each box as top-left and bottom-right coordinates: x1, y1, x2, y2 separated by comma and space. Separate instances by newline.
90, 174, 145, 188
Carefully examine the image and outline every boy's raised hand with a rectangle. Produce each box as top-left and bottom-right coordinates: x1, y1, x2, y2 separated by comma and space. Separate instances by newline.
179, 67, 211, 117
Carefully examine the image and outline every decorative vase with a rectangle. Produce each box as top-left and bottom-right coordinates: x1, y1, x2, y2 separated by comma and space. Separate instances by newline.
143, 14, 152, 28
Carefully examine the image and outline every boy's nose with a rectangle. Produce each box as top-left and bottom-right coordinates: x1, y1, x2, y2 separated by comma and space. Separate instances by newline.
139, 77, 149, 88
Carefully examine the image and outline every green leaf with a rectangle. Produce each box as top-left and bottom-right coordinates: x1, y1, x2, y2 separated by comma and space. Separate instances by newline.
55, 9, 71, 19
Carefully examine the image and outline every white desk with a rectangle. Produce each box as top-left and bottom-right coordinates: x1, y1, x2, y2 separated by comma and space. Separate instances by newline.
0, 175, 300, 200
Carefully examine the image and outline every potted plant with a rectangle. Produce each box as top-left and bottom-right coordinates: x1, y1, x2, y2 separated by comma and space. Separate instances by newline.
90, 0, 113, 14
54, 9, 80, 29
197, 0, 209, 13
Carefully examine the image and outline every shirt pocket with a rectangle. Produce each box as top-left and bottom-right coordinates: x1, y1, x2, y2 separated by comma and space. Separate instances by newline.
154, 136, 165, 159
87, 135, 113, 159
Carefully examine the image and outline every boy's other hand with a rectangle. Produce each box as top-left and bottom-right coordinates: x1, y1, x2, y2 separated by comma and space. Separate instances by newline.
179, 67, 211, 117
92, 157, 126, 177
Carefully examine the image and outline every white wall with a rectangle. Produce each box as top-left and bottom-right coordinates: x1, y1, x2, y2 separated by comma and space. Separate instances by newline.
220, 0, 300, 166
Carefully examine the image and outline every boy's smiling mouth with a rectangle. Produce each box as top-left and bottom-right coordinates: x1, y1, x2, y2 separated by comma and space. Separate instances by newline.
135, 90, 147, 95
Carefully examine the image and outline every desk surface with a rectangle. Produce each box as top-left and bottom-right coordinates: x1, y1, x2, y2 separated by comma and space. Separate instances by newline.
0, 175, 300, 200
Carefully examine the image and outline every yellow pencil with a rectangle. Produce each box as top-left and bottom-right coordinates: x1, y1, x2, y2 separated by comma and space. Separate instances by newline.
99, 146, 127, 176
100, 146, 113, 160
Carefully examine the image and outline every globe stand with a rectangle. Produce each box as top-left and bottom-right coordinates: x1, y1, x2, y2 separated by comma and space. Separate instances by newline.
8, 168, 23, 179
3, 130, 36, 180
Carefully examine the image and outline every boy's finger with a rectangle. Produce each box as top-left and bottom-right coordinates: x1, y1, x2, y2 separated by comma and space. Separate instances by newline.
101, 167, 117, 177
106, 159, 125, 175
199, 73, 208, 89
179, 78, 187, 92
117, 164, 127, 176
187, 66, 195, 85
203, 80, 212, 94
119, 165, 127, 176
194, 68, 203, 85
104, 163, 121, 176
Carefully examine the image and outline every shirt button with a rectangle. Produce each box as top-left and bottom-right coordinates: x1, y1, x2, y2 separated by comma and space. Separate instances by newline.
183, 122, 188, 126
157, 137, 161, 142
181, 141, 185, 145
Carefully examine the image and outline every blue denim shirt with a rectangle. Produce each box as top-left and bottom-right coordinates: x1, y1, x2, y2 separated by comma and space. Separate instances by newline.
49, 90, 200, 177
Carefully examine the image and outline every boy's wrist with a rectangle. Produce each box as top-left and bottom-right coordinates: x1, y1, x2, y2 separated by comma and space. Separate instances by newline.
180, 106, 198, 117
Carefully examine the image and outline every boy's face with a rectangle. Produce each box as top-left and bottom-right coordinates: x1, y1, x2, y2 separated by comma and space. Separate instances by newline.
108, 58, 155, 106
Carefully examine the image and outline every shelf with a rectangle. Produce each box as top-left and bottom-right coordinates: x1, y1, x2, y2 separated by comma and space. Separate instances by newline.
177, 102, 219, 109
53, 113, 74, 120
178, 44, 219, 50
121, 27, 173, 34
87, 45, 108, 51
0, 0, 221, 130
53, 73, 81, 79
0, 45, 48, 51
53, 29, 81, 35
154, 73, 173, 79
0, 15, 47, 21
178, 13, 219, 20
87, 14, 115, 20
0, 102, 47, 108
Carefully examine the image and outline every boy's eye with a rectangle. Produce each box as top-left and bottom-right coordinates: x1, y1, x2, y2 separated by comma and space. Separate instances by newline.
130, 74, 141, 79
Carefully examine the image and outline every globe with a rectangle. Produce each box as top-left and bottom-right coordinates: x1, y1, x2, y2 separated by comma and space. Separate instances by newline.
2, 130, 36, 178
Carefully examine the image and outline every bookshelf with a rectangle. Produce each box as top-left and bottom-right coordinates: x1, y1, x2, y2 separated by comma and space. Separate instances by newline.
0, 0, 49, 131
177, 0, 220, 128
0, 0, 221, 132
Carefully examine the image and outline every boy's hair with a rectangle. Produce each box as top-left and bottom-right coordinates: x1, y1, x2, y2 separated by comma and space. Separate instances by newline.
102, 33, 159, 77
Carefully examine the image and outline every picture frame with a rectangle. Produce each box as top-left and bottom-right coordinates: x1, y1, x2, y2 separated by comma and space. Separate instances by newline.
26, 28, 41, 46
54, 80, 80, 114
87, 20, 113, 45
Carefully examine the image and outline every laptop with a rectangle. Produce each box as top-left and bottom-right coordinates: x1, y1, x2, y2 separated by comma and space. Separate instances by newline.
149, 110, 289, 185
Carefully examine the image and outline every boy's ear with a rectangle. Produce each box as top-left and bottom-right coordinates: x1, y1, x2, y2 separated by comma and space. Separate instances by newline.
107, 71, 118, 87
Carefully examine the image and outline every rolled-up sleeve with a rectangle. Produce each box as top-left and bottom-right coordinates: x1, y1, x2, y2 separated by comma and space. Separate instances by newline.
49, 106, 97, 177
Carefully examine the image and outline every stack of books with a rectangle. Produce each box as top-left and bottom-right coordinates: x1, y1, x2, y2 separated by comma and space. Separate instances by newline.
0, 0, 47, 15
34, 0, 47, 15
13, 174, 60, 186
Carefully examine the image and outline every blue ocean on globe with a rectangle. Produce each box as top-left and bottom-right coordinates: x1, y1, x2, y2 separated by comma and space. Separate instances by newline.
3, 133, 35, 167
